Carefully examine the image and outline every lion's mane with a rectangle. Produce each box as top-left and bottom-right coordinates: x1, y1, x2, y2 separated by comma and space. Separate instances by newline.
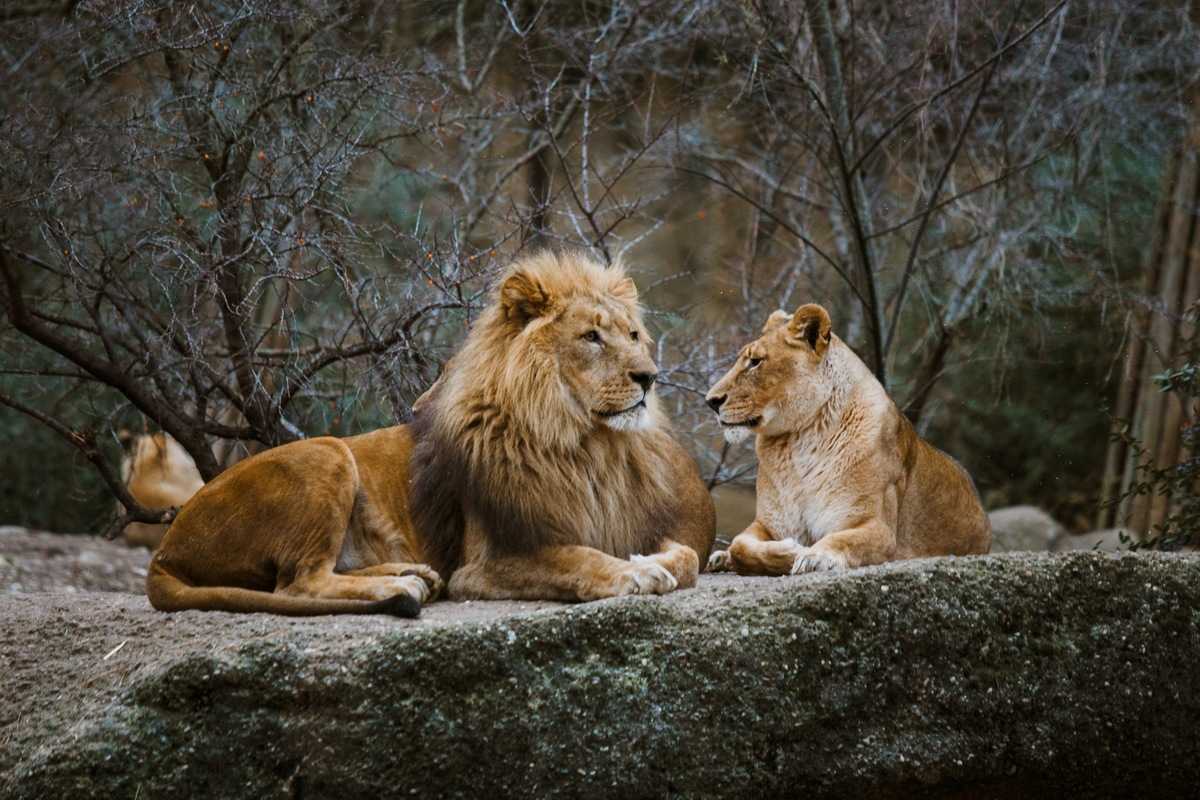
409, 251, 679, 575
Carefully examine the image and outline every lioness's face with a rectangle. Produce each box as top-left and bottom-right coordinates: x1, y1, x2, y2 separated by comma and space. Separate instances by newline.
705, 304, 834, 442
553, 296, 658, 431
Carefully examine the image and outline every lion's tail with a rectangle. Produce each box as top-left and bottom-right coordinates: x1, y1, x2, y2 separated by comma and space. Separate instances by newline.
145, 561, 420, 618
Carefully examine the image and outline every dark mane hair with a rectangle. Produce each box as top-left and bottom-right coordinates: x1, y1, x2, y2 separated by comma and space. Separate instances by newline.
406, 406, 467, 577
406, 251, 678, 577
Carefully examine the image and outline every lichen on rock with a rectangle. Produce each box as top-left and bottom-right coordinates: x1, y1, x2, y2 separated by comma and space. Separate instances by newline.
2, 552, 1199, 799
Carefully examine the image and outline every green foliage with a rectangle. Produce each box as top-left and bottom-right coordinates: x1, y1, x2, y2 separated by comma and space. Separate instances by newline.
0, 409, 112, 533
0, 0, 1192, 533
919, 142, 1164, 527
926, 303, 1121, 528
1112, 363, 1200, 551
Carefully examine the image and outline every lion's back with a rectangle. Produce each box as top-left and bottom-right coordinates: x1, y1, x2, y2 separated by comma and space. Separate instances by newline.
155, 437, 360, 586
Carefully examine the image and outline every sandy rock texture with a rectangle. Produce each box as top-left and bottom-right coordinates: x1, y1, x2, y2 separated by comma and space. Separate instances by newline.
1, 551, 1199, 799
0, 526, 149, 594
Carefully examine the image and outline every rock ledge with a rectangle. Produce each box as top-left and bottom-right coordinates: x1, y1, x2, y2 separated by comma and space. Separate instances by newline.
2, 552, 1199, 799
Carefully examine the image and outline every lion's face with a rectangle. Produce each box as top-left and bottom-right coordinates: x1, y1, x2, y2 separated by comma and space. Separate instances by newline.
409, 250, 717, 586
705, 304, 834, 442
495, 253, 659, 434
549, 298, 658, 431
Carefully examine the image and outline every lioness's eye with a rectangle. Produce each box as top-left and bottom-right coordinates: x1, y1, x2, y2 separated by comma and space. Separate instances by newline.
747, 357, 763, 369
583, 330, 602, 344
630, 330, 640, 341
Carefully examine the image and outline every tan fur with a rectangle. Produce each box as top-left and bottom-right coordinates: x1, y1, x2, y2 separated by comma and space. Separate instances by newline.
118, 432, 205, 549
410, 250, 715, 600
705, 304, 990, 576
146, 251, 715, 616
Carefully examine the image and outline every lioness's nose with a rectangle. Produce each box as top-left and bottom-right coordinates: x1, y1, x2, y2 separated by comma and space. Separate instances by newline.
630, 371, 657, 391
706, 394, 726, 412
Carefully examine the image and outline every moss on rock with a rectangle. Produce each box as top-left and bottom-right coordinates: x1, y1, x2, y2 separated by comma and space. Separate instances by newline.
3, 552, 1200, 799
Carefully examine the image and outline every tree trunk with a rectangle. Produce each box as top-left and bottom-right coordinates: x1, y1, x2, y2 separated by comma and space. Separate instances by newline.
805, 0, 885, 385
1097, 106, 1200, 536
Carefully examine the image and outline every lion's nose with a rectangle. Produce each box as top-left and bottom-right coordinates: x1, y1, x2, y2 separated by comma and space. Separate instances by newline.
706, 394, 726, 412
630, 371, 657, 391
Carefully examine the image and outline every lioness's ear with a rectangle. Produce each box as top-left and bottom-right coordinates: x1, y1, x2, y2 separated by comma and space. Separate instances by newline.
611, 276, 638, 304
762, 310, 792, 334
787, 304, 832, 356
500, 269, 553, 325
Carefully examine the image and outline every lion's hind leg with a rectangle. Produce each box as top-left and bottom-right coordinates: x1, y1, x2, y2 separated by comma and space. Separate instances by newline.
342, 563, 444, 602
281, 563, 433, 609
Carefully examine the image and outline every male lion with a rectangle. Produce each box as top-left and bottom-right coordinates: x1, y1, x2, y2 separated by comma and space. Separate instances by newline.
146, 251, 715, 616
704, 304, 989, 576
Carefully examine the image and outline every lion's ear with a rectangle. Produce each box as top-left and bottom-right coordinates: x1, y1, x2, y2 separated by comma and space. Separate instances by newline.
611, 276, 638, 304
762, 310, 792, 334
786, 304, 832, 356
500, 269, 553, 325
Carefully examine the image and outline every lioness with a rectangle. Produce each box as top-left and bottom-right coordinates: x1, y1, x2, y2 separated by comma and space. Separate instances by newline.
118, 431, 204, 549
146, 251, 715, 616
705, 304, 989, 576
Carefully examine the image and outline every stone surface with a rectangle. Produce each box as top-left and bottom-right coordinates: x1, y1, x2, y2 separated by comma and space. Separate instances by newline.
987, 506, 1066, 552
1052, 528, 1129, 552
0, 526, 149, 594
2, 552, 1199, 799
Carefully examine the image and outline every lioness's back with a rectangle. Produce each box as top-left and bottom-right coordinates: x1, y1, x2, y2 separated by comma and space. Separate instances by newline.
899, 426, 991, 557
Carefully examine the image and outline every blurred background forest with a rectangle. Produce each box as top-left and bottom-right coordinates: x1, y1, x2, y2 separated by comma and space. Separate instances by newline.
1, 0, 1198, 539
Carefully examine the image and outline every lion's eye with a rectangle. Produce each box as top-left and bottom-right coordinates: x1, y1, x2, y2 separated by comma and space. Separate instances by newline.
747, 357, 763, 369
582, 330, 602, 344
630, 330, 640, 341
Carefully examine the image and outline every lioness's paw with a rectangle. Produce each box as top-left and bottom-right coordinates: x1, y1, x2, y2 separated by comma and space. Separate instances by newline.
615, 558, 677, 596
401, 564, 444, 600
790, 547, 848, 575
707, 550, 733, 573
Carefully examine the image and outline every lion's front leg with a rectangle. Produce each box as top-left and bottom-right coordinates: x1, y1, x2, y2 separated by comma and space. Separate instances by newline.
708, 520, 801, 576
632, 538, 700, 589
448, 544, 678, 602
791, 519, 896, 574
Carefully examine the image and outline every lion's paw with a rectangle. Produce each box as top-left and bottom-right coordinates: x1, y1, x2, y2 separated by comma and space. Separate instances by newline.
790, 547, 848, 575
401, 564, 444, 600
393, 574, 438, 603
707, 549, 733, 573
615, 558, 678, 596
